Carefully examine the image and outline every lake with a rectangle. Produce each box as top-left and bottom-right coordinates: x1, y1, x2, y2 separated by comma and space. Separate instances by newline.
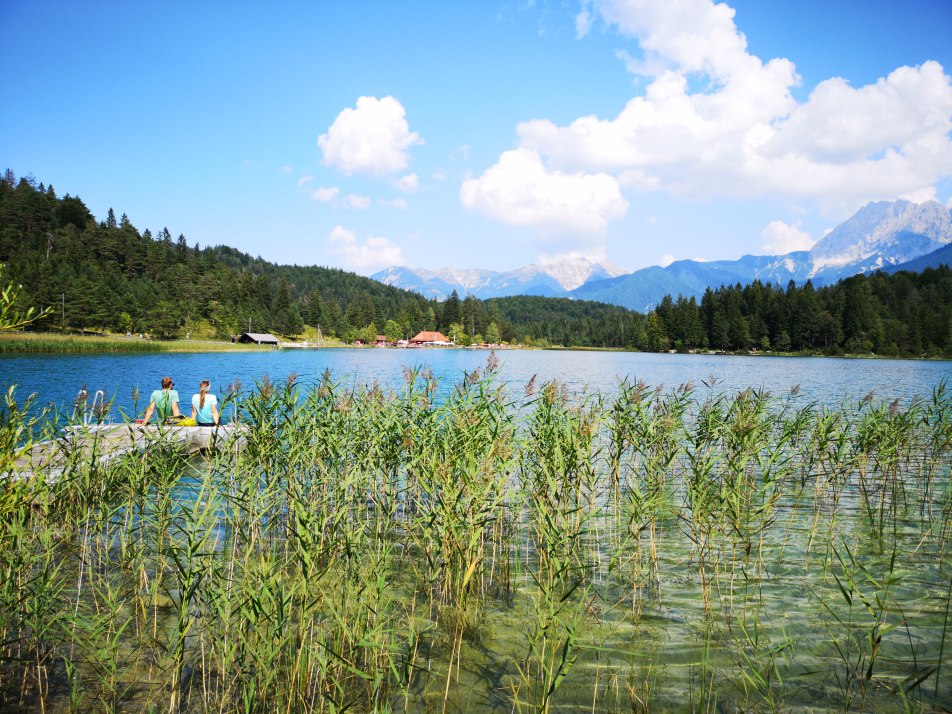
3, 347, 952, 711
3, 347, 951, 420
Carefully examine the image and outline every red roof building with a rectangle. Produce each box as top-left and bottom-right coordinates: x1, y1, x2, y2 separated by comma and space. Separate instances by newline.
410, 331, 451, 344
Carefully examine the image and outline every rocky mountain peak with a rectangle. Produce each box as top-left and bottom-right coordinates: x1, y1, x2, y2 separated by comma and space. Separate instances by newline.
810, 200, 952, 272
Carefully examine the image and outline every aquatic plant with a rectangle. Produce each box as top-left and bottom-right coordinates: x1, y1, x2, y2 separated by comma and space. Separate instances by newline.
0, 373, 950, 711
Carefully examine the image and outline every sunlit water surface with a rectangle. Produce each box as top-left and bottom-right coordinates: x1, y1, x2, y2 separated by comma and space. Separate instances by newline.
3, 348, 950, 417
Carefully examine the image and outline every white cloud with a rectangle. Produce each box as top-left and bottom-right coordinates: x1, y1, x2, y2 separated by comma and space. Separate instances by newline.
658, 253, 675, 267
318, 96, 423, 176
327, 226, 406, 273
312, 186, 340, 202
379, 198, 409, 210
432, 169, 448, 181
760, 220, 815, 254
298, 175, 313, 186
494, 0, 952, 218
344, 194, 372, 210
459, 148, 629, 234
899, 186, 938, 203
575, 6, 593, 38
278, 165, 294, 174
393, 173, 419, 193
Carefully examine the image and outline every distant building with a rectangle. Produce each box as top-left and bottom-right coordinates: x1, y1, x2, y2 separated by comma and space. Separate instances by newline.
410, 330, 451, 345
237, 332, 280, 345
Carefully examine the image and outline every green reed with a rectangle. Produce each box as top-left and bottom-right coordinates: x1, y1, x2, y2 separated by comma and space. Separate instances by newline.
1, 367, 951, 711
0, 332, 256, 354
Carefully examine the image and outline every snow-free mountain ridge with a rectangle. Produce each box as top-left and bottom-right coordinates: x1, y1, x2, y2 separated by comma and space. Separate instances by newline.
373, 200, 952, 311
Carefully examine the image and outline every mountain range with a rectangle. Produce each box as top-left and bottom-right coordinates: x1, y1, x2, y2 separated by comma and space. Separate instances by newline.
372, 256, 627, 301
373, 200, 952, 312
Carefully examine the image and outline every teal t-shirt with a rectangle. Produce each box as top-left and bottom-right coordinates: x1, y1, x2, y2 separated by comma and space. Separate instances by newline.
149, 389, 179, 419
192, 393, 218, 424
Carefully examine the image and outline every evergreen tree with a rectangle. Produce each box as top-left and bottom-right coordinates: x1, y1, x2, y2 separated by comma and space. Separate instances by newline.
304, 289, 324, 326
442, 290, 461, 327
176, 234, 188, 262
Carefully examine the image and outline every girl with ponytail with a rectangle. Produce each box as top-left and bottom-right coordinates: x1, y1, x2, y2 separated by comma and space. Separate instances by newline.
191, 379, 219, 426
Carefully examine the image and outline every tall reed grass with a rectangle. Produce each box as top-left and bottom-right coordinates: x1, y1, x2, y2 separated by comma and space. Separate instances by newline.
0, 332, 258, 354
1, 361, 950, 712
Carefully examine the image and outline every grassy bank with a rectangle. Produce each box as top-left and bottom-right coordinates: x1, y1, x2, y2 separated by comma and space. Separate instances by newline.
0, 331, 264, 354
2, 365, 951, 711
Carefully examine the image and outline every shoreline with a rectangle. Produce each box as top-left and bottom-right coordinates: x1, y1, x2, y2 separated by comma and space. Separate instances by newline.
2, 331, 949, 361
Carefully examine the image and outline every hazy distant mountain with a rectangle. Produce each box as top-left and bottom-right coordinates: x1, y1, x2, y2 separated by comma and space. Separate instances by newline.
883, 242, 952, 274
574, 200, 952, 311
372, 199, 952, 312
372, 256, 626, 300
572, 253, 815, 312
810, 200, 952, 276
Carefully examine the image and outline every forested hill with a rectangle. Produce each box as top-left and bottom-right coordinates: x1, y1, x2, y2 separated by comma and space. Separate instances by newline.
3, 171, 951, 356
0, 171, 645, 347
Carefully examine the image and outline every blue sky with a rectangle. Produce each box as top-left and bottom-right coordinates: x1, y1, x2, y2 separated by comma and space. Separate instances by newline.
2, 0, 951, 276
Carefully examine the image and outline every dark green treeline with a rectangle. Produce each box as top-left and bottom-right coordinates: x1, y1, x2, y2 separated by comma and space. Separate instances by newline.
650, 273, 952, 356
0, 171, 640, 346
2, 170, 951, 355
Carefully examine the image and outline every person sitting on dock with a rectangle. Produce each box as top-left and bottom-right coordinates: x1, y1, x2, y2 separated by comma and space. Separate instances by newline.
141, 376, 180, 424
191, 380, 219, 426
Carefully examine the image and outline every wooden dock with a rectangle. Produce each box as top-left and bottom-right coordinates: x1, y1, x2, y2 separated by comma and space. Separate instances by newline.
4, 423, 246, 482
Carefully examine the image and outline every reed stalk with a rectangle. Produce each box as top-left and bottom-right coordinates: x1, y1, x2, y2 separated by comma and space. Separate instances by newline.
1, 371, 950, 711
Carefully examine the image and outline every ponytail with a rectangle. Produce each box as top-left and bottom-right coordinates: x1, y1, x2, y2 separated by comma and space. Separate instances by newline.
199, 380, 210, 409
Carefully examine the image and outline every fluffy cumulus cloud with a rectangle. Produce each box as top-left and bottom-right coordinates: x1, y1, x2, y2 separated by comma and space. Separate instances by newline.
327, 226, 406, 273
460, 148, 629, 234
471, 0, 952, 228
760, 220, 815, 254
318, 96, 423, 176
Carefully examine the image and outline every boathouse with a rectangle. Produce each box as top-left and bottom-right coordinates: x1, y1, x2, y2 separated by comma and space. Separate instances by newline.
237, 332, 280, 346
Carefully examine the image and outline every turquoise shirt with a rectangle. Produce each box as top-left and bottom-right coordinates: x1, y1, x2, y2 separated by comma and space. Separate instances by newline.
149, 389, 179, 420
192, 393, 218, 424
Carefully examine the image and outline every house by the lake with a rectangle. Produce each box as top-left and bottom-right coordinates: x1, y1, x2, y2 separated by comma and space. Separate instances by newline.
409, 331, 452, 346
236, 332, 280, 346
